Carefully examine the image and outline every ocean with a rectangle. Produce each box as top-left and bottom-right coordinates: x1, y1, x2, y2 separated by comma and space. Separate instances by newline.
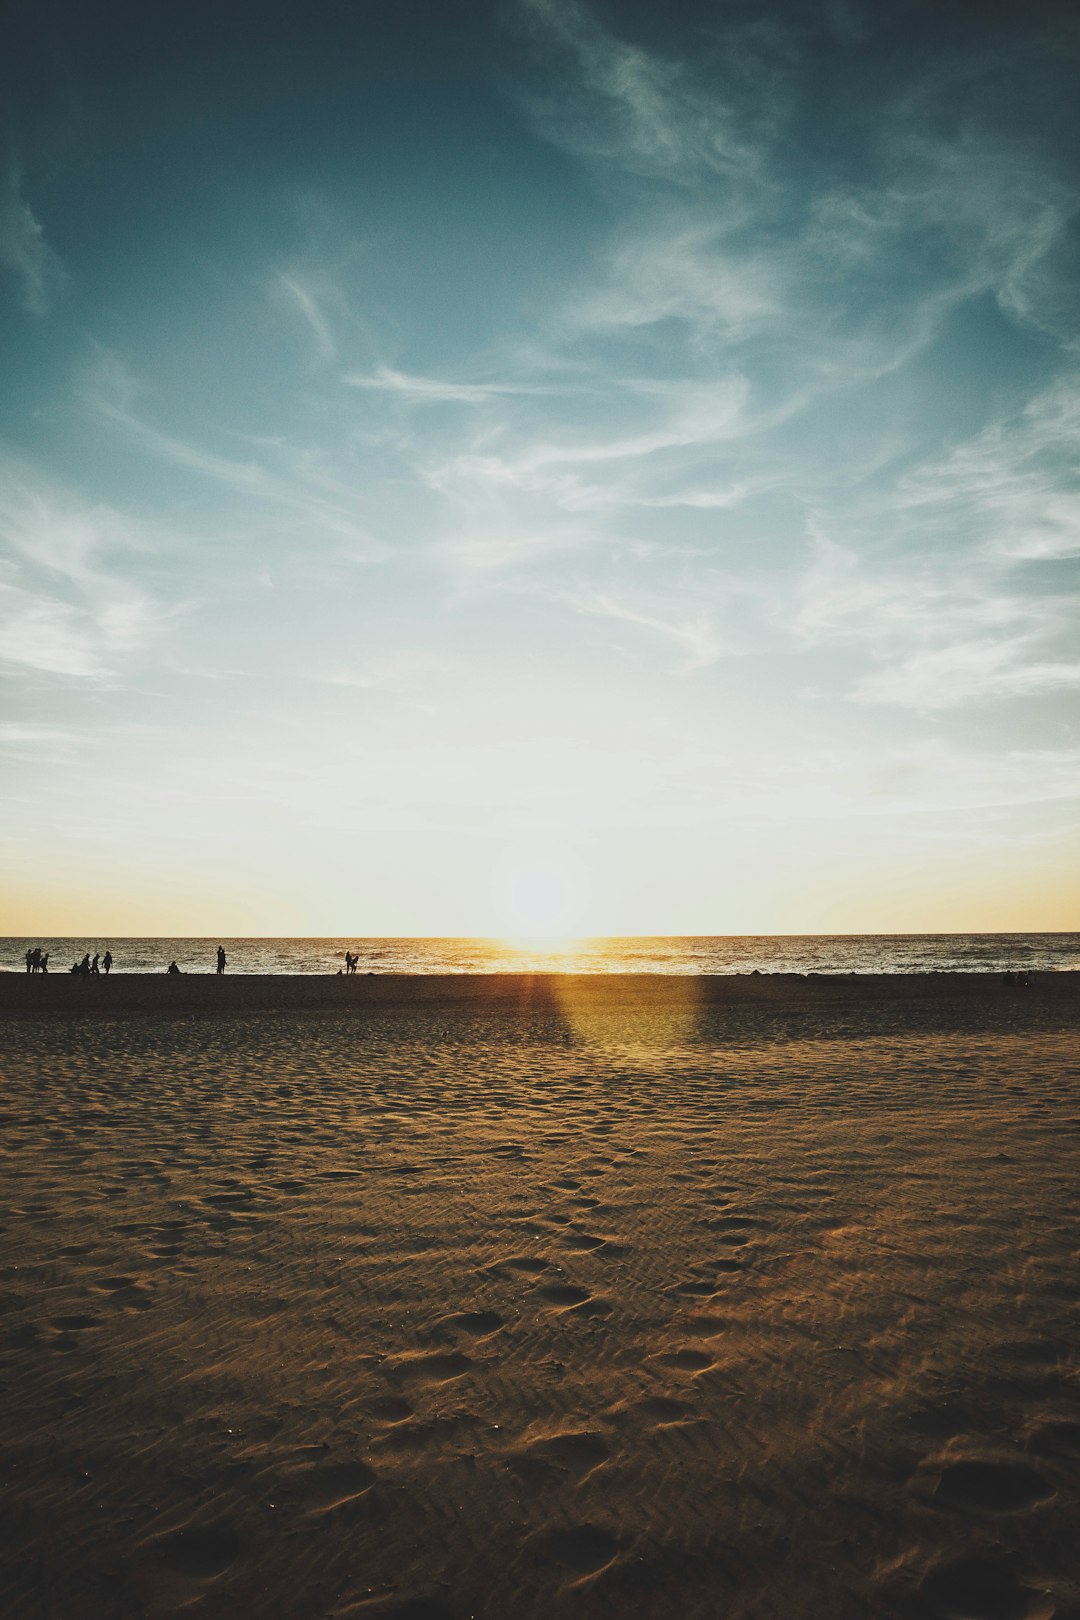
5, 934, 1079, 976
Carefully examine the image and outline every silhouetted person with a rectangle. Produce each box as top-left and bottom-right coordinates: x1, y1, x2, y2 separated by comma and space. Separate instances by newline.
70, 960, 79, 974
216, 945, 226, 975
103, 950, 113, 975
40, 952, 48, 974
79, 953, 91, 975
167, 960, 181, 975
25, 948, 32, 974
31, 947, 42, 973
91, 952, 100, 975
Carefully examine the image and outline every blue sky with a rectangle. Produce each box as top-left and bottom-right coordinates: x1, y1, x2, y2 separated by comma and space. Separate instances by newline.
2, 0, 1078, 934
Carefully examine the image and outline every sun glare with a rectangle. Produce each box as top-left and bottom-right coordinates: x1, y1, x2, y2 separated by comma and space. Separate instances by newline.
492, 849, 587, 938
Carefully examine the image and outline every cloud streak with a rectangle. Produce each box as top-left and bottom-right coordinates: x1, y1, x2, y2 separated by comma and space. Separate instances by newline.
0, 451, 163, 681
0, 161, 64, 315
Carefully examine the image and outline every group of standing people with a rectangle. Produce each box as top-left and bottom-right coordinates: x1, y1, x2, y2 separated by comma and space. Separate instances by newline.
22, 943, 369, 976
70, 950, 112, 976
25, 947, 113, 975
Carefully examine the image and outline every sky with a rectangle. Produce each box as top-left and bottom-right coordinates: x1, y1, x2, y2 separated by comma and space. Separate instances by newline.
1, 0, 1079, 937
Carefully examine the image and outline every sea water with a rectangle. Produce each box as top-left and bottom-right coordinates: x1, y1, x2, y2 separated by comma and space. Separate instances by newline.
4, 934, 1079, 976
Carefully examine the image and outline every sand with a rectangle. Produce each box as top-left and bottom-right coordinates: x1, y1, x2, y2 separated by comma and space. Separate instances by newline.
1, 972, 1078, 1619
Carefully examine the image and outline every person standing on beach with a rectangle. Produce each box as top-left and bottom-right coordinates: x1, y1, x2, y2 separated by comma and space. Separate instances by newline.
216, 945, 226, 975
40, 952, 48, 974
103, 949, 112, 975
25, 948, 33, 973
91, 952, 100, 975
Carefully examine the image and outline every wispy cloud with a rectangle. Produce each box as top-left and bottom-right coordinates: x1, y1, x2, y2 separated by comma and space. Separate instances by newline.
519, 0, 788, 185
0, 451, 162, 680
87, 353, 387, 559
0, 584, 121, 678
568, 585, 725, 670
853, 640, 1080, 710
344, 364, 566, 404
273, 272, 337, 362
896, 376, 1080, 563
0, 161, 65, 315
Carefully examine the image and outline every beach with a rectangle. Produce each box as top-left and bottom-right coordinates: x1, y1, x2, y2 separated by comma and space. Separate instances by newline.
1, 973, 1078, 1619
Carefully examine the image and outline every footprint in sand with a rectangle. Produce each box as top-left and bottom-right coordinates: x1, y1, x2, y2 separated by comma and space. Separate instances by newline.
394, 1350, 473, 1384
537, 1282, 591, 1309
533, 1523, 620, 1579
632, 1394, 695, 1426
443, 1310, 504, 1339
704, 1213, 766, 1245
50, 1313, 102, 1332
526, 1431, 611, 1479
154, 1521, 239, 1581
678, 1313, 729, 1338
560, 1230, 630, 1260
364, 1395, 414, 1424
504, 1254, 550, 1275
204, 1190, 258, 1209
575, 1297, 613, 1318
93, 1275, 153, 1309
929, 1459, 1055, 1516
915, 1553, 1057, 1620
145, 1240, 185, 1264
654, 1347, 716, 1374
672, 1280, 718, 1298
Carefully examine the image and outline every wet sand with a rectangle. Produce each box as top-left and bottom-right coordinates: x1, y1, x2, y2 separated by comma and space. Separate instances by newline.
1, 973, 1078, 1618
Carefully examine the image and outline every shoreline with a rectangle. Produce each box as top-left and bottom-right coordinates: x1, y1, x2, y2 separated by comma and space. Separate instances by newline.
3, 967, 1077, 1026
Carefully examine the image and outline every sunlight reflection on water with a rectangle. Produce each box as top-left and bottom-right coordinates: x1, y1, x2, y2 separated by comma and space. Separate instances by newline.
4, 934, 1079, 976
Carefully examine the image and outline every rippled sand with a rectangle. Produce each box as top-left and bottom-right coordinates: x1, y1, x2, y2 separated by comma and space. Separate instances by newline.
1, 974, 1078, 1619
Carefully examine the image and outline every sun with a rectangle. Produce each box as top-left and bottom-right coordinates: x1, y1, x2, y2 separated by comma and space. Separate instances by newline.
492, 848, 587, 938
